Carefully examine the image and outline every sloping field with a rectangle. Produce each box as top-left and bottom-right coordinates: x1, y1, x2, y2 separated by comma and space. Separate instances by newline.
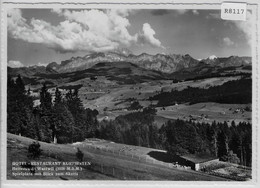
7, 133, 230, 181
156, 102, 251, 125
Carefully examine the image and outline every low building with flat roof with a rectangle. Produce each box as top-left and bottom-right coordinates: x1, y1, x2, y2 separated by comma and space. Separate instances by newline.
173, 154, 219, 171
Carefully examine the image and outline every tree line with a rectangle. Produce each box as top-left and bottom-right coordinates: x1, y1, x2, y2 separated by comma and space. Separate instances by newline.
150, 77, 252, 106
99, 114, 251, 167
8, 75, 99, 143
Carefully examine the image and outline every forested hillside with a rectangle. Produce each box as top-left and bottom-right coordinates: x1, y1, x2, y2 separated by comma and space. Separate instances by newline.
7, 75, 252, 167
7, 75, 99, 143
150, 76, 252, 106
99, 112, 252, 167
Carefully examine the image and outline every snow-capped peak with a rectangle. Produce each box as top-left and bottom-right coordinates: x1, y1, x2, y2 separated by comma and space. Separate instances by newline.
209, 55, 217, 60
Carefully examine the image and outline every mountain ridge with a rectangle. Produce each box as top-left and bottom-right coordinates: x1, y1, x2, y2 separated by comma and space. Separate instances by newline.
8, 51, 252, 79
44, 51, 252, 74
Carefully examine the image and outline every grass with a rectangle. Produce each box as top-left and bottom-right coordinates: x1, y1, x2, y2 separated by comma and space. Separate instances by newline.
7, 133, 231, 181
156, 102, 251, 126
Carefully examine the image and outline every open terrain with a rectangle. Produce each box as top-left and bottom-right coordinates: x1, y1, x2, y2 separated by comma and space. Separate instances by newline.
156, 102, 251, 126
8, 133, 237, 181
24, 74, 251, 125
8, 53, 252, 127
7, 53, 252, 181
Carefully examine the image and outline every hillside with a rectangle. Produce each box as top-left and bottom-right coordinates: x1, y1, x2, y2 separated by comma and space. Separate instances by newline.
8, 133, 233, 180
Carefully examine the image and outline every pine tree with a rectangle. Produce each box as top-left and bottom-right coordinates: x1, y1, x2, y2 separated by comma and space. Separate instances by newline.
16, 74, 25, 95
7, 75, 34, 136
37, 83, 53, 142
217, 130, 228, 160
53, 103, 75, 143
54, 87, 62, 106
40, 83, 52, 111
65, 88, 85, 141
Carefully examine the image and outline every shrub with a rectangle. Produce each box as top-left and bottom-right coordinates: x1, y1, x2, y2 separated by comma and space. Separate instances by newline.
28, 141, 42, 159
76, 148, 84, 162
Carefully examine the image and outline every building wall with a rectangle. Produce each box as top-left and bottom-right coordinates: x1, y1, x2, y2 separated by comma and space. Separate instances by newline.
174, 155, 219, 171
198, 158, 220, 170
195, 163, 200, 171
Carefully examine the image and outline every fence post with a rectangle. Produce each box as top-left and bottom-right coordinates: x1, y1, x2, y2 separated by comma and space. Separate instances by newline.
112, 167, 115, 176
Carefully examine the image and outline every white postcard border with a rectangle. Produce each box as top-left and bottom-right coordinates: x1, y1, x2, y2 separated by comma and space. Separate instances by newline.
1, 0, 259, 187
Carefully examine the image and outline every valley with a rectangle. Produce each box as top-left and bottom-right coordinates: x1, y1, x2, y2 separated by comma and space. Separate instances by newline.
9, 58, 251, 126
5, 7, 255, 182
7, 51, 252, 180
17, 76, 251, 126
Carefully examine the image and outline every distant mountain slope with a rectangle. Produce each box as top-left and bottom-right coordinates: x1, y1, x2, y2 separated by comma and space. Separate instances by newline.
45, 52, 201, 73
7, 50, 252, 85
89, 62, 167, 84
202, 56, 251, 67
8, 65, 57, 77
36, 61, 168, 84
45, 51, 251, 74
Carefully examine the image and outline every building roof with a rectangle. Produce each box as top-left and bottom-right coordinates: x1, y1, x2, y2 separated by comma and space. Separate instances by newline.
180, 154, 218, 164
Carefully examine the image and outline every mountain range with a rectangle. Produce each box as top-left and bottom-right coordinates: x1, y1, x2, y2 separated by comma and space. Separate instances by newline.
47, 52, 250, 74
8, 51, 252, 79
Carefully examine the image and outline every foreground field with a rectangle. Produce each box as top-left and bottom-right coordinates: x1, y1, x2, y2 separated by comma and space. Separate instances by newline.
7, 133, 232, 181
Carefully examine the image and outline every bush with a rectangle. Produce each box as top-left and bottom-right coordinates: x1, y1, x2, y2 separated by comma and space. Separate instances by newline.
128, 101, 142, 110
28, 141, 42, 159
76, 148, 84, 162
244, 106, 251, 112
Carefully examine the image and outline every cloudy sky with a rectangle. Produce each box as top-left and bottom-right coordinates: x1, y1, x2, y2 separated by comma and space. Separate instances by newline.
7, 8, 252, 67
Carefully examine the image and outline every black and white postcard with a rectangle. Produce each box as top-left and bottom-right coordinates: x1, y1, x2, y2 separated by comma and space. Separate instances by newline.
0, 0, 259, 187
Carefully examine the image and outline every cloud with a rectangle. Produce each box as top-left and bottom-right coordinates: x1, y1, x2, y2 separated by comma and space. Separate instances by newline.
192, 10, 199, 15
151, 9, 169, 16
176, 10, 188, 15
51, 8, 62, 15
206, 13, 220, 19
8, 60, 24, 68
206, 10, 252, 45
223, 37, 234, 46
137, 23, 164, 48
230, 11, 252, 45
173, 9, 199, 16
8, 9, 164, 53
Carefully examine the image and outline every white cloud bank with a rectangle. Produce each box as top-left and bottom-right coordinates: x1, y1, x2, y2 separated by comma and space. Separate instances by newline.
8, 60, 24, 68
137, 23, 164, 48
206, 10, 252, 45
8, 9, 164, 53
231, 11, 253, 45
